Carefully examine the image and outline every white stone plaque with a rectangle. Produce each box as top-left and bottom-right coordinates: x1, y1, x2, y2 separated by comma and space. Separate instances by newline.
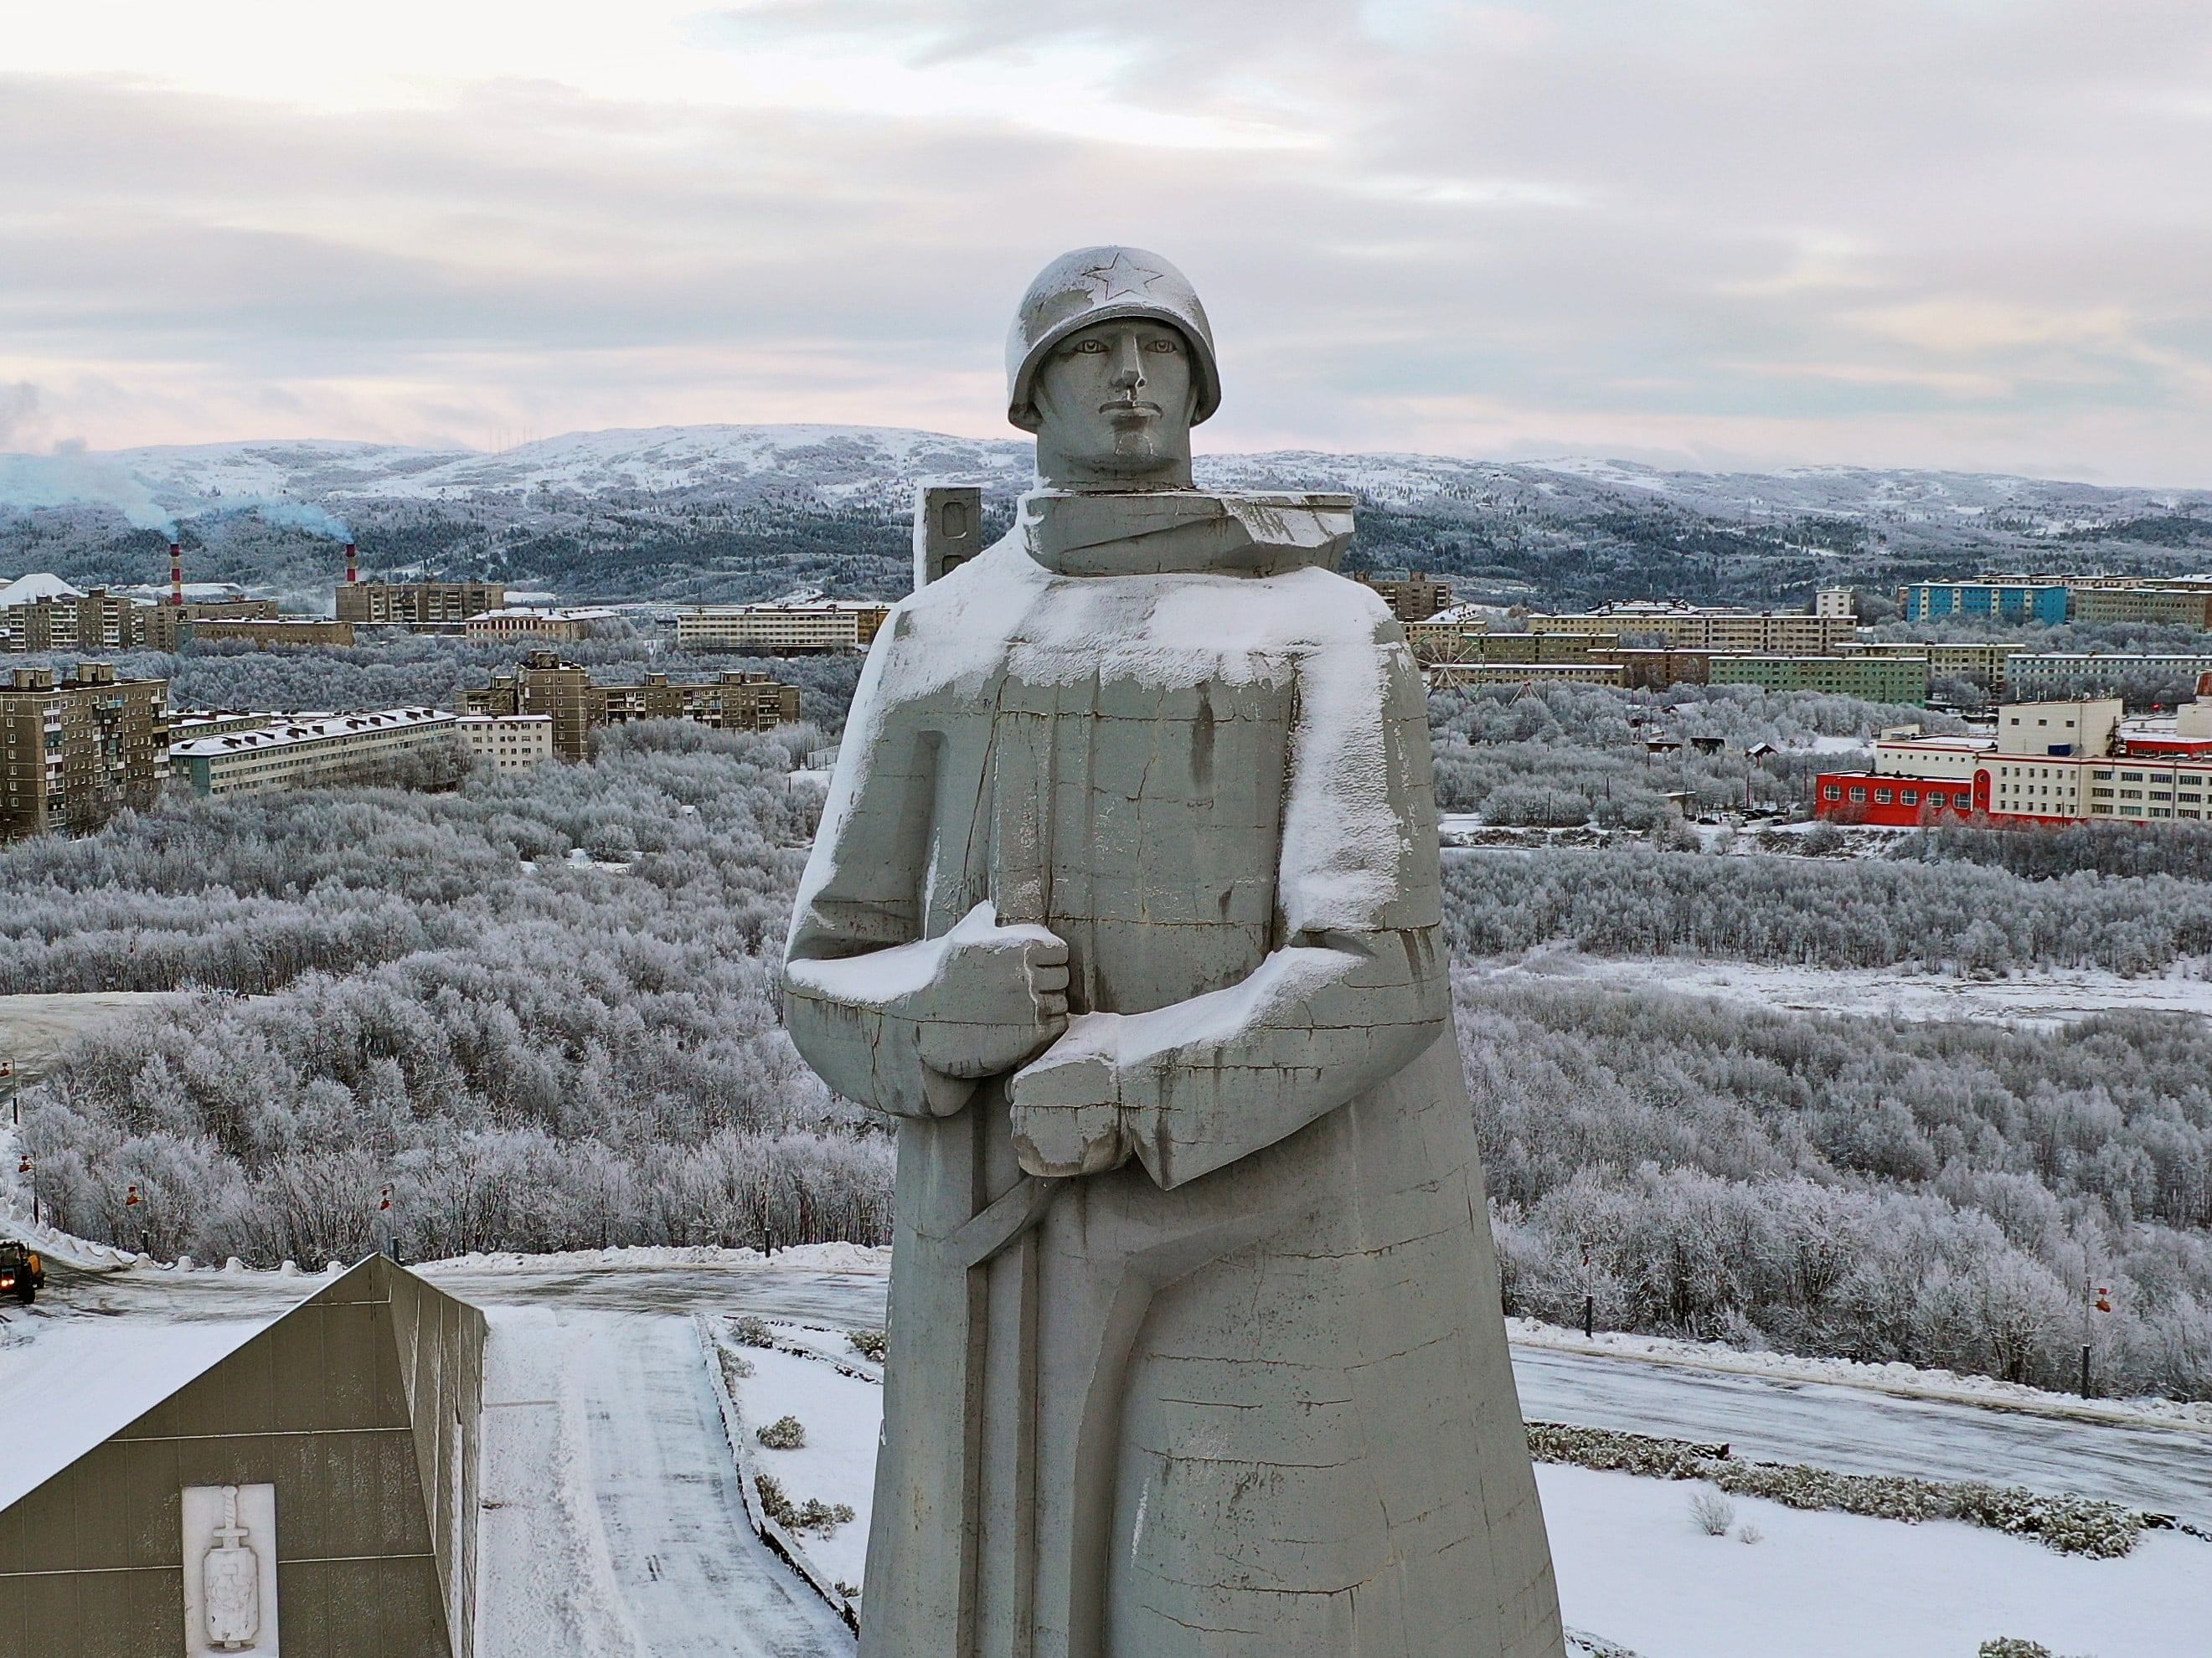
180, 1483, 280, 1655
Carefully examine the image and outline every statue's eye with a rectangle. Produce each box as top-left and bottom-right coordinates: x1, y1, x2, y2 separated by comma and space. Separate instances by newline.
1074, 339, 1107, 353
1146, 338, 1180, 353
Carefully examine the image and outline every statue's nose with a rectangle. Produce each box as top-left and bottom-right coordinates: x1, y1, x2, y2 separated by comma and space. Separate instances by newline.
1111, 334, 1146, 390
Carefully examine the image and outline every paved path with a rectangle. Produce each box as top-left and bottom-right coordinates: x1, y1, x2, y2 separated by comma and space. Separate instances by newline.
477, 1306, 853, 1658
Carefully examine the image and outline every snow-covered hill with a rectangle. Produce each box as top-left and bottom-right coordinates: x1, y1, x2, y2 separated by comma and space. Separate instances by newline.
39, 424, 2212, 528
8, 424, 2212, 609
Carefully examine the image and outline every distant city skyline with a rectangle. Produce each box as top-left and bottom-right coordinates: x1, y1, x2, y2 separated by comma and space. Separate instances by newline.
5, 3, 2212, 486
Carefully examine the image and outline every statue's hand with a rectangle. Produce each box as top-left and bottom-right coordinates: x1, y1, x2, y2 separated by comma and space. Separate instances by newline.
913, 904, 1070, 1082
1009, 1038, 1130, 1177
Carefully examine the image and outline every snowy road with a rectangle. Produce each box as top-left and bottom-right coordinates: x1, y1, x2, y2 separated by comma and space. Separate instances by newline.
477, 1307, 853, 1658
32, 1257, 2212, 1531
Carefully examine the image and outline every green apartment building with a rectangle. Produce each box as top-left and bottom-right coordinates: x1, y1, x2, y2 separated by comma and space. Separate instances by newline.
1709, 653, 1930, 705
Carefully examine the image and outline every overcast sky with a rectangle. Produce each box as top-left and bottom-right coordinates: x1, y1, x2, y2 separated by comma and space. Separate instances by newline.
5, 2, 2212, 482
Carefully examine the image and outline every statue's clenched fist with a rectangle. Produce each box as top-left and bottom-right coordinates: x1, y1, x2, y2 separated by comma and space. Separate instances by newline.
914, 903, 1070, 1084
1010, 1041, 1131, 1177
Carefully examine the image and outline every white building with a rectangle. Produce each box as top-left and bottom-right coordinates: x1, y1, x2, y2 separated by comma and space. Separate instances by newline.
169, 708, 459, 798
676, 601, 889, 653
456, 713, 554, 770
462, 606, 619, 641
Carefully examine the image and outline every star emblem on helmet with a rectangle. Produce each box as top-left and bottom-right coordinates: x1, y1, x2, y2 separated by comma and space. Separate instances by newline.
1080, 250, 1164, 302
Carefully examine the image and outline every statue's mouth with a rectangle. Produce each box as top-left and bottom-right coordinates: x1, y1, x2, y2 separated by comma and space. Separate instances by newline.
1101, 399, 1160, 418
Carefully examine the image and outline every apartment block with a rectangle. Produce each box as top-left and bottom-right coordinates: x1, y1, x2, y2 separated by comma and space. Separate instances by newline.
2004, 652, 2212, 699
1426, 661, 1627, 689
1353, 570, 1454, 623
1838, 639, 2024, 688
1899, 582, 2070, 625
2069, 586, 2212, 627
186, 617, 356, 650
456, 713, 555, 770
675, 601, 892, 654
1709, 653, 1931, 704
466, 651, 802, 762
138, 599, 283, 652
336, 581, 507, 629
462, 607, 618, 641
0, 589, 145, 654
1528, 605, 1858, 653
0, 663, 170, 841
169, 708, 460, 798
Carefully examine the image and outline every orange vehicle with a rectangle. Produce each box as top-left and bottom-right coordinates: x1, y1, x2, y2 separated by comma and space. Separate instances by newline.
0, 1239, 44, 1305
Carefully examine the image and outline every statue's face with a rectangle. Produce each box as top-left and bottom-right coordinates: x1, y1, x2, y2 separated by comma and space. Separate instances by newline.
1031, 318, 1196, 489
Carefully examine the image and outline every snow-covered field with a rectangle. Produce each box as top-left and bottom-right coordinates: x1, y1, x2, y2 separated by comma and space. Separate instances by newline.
1477, 947, 2212, 1027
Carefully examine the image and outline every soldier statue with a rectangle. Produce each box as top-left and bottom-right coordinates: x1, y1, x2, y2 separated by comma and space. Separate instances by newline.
784, 246, 1565, 1658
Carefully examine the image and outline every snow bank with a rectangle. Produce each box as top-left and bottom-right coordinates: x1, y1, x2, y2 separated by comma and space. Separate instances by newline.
422, 1241, 890, 1274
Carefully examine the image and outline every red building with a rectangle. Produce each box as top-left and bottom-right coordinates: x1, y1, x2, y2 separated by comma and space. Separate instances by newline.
1815, 693, 2212, 828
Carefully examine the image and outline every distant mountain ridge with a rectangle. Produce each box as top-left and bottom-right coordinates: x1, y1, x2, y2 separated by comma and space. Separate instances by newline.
66, 422, 2212, 527
7, 424, 2212, 610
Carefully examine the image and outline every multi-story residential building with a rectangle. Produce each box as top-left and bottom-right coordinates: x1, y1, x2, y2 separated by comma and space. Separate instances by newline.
2003, 651, 2212, 699
1709, 654, 1930, 704
336, 581, 507, 630
1, 581, 149, 654
184, 618, 356, 650
455, 713, 555, 770
1899, 581, 2070, 625
1815, 588, 1858, 619
2068, 586, 2212, 627
1353, 570, 1454, 623
0, 663, 170, 841
1426, 661, 1627, 689
1528, 604, 1858, 653
462, 607, 618, 642
1615, 648, 1714, 689
168, 708, 460, 799
137, 599, 283, 652
466, 651, 802, 762
1837, 639, 2024, 690
1806, 695, 2212, 825
170, 710, 281, 742
674, 601, 892, 654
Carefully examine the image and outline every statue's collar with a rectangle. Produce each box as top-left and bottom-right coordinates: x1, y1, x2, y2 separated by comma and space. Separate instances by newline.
1019, 487, 1355, 579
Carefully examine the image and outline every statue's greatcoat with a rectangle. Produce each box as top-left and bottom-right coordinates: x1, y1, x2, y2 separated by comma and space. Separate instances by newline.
784, 492, 1564, 1657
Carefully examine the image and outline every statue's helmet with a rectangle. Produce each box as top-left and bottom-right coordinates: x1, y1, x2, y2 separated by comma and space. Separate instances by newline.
1005, 246, 1220, 434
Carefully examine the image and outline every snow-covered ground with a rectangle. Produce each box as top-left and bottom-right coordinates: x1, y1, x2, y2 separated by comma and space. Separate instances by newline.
709, 1342, 2212, 1658
8, 1252, 2209, 1653
1539, 1462, 2210, 1658
1476, 947, 2212, 1027
730, 1339, 881, 1592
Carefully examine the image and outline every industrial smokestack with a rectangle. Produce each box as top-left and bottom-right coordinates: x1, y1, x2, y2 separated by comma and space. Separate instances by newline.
168, 541, 183, 607
344, 540, 358, 585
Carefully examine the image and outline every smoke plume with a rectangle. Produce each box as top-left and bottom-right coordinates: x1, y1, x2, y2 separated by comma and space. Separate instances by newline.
0, 436, 178, 537
253, 501, 354, 541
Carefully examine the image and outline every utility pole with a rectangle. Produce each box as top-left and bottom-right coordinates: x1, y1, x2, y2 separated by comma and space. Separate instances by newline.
3, 1056, 16, 1127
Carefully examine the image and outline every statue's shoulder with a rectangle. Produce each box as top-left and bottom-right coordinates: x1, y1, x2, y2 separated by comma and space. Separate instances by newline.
862, 533, 1044, 702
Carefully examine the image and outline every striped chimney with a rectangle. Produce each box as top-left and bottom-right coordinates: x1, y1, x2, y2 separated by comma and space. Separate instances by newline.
345, 541, 358, 585
168, 542, 183, 606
